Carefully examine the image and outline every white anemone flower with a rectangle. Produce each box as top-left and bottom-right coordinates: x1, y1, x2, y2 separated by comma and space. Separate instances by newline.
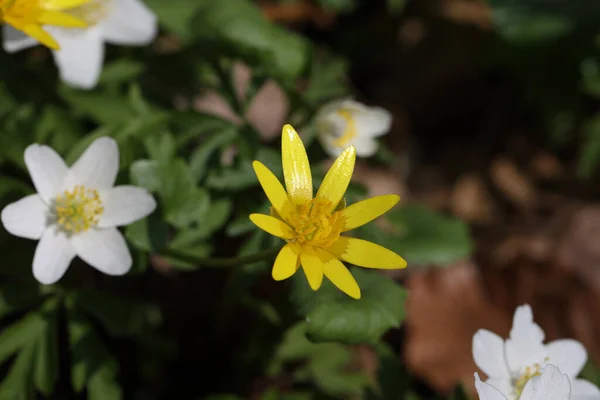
316, 99, 392, 158
475, 364, 571, 400
472, 304, 600, 400
1, 137, 156, 284
2, 0, 157, 89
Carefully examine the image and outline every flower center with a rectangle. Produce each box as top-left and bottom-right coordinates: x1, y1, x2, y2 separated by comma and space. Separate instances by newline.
332, 109, 358, 147
66, 0, 110, 25
52, 185, 104, 234
514, 363, 542, 397
287, 198, 344, 248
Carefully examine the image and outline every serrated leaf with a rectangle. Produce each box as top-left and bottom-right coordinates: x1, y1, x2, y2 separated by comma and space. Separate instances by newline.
59, 87, 134, 125
125, 213, 169, 252
361, 204, 473, 266
290, 269, 407, 344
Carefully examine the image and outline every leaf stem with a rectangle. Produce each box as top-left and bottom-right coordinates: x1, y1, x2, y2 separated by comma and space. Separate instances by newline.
160, 246, 282, 268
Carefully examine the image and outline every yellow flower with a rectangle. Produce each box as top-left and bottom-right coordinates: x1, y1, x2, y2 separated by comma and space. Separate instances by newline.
250, 124, 407, 299
0, 0, 89, 50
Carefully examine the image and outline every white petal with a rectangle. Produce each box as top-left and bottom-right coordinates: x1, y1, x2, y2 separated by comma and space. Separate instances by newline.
66, 137, 119, 190
474, 373, 507, 400
520, 364, 571, 400
1, 195, 47, 239
49, 26, 104, 89
71, 228, 132, 276
544, 339, 587, 377
97, 186, 156, 227
317, 134, 344, 158
24, 143, 68, 202
353, 137, 378, 157
102, 0, 157, 45
571, 379, 600, 400
353, 106, 392, 138
472, 330, 510, 379
2, 25, 38, 53
32, 227, 76, 285
486, 377, 516, 399
505, 304, 547, 373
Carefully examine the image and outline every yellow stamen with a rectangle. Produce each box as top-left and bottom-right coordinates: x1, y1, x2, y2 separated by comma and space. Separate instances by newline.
64, 0, 109, 25
279, 198, 345, 248
332, 109, 358, 147
52, 185, 104, 234
514, 363, 543, 396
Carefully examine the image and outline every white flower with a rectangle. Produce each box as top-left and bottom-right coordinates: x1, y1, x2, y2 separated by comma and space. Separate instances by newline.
1, 137, 156, 284
472, 304, 600, 400
316, 99, 392, 158
2, 0, 157, 89
475, 364, 571, 400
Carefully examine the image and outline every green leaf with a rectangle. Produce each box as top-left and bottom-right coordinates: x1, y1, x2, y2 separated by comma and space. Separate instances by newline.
206, 163, 257, 191
272, 323, 369, 396
87, 360, 123, 400
363, 343, 408, 400
290, 268, 407, 344
99, 60, 145, 85
579, 113, 600, 178
189, 126, 238, 181
304, 54, 349, 105
33, 317, 59, 396
59, 86, 135, 125
130, 159, 161, 192
0, 312, 46, 364
125, 214, 169, 252
387, 0, 408, 14
0, 339, 36, 400
581, 361, 600, 386
144, 131, 176, 165
581, 57, 600, 98
0, 283, 44, 319
360, 204, 473, 266
66, 304, 113, 392
191, 0, 310, 78
317, 0, 357, 13
144, 0, 204, 41
160, 159, 211, 228
75, 289, 162, 338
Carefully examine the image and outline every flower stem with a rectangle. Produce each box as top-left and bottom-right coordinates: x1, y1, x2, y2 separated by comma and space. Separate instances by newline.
160, 246, 282, 268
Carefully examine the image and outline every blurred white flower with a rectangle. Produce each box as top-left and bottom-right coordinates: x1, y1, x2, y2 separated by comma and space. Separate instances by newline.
316, 99, 392, 158
475, 364, 571, 400
2, 0, 157, 89
472, 304, 600, 400
1, 137, 156, 284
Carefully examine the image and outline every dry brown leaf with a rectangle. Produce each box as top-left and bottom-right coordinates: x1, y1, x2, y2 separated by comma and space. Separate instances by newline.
450, 173, 497, 223
490, 157, 538, 210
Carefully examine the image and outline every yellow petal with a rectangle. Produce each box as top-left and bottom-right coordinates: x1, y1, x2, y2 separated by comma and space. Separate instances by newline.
43, 0, 92, 10
38, 10, 87, 27
328, 237, 407, 270
249, 213, 294, 239
281, 124, 312, 204
17, 23, 59, 50
323, 254, 361, 299
272, 243, 301, 281
299, 247, 324, 290
252, 161, 293, 222
341, 194, 399, 232
315, 146, 356, 212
